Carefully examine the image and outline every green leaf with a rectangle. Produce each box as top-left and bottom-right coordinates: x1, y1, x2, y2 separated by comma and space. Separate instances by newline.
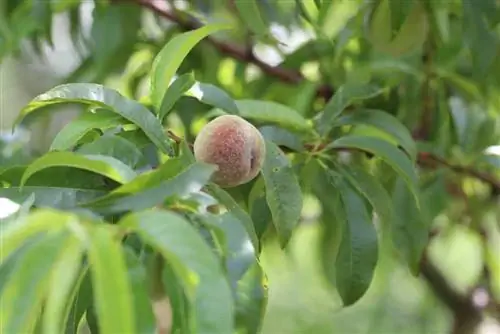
187, 82, 239, 115
20, 151, 137, 187
206, 184, 259, 251
43, 236, 84, 334
212, 100, 311, 133
0, 231, 69, 333
161, 259, 191, 333
84, 161, 217, 214
50, 109, 126, 151
120, 209, 234, 334
338, 166, 393, 230
335, 109, 416, 160
259, 126, 305, 152
201, 212, 257, 293
391, 177, 429, 274
248, 178, 272, 239
88, 225, 136, 334
335, 179, 379, 306
234, 0, 272, 41
0, 186, 106, 209
317, 84, 385, 136
76, 134, 143, 168
158, 72, 196, 121
235, 262, 267, 334
123, 247, 156, 334
320, 0, 360, 40
151, 23, 232, 110
0, 209, 72, 262
327, 135, 418, 205
15, 83, 173, 155
64, 269, 93, 334
260, 140, 303, 247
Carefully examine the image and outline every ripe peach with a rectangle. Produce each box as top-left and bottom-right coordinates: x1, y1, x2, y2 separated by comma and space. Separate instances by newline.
193, 115, 265, 188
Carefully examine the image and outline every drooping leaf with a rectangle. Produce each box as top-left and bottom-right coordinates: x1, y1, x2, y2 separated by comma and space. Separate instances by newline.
123, 247, 157, 334
200, 212, 257, 294
391, 176, 432, 274
335, 179, 379, 306
335, 109, 416, 160
187, 82, 239, 115
120, 209, 234, 334
76, 134, 143, 168
235, 262, 267, 334
158, 72, 196, 121
20, 151, 137, 186
0, 209, 73, 262
84, 161, 217, 214
0, 186, 106, 209
212, 100, 311, 133
317, 84, 385, 136
337, 166, 393, 232
15, 83, 173, 155
0, 231, 69, 334
161, 259, 191, 333
43, 236, 84, 334
327, 135, 419, 205
64, 269, 93, 334
87, 225, 136, 334
234, 0, 273, 41
151, 23, 232, 109
206, 183, 259, 251
50, 109, 126, 151
260, 140, 303, 247
259, 126, 305, 152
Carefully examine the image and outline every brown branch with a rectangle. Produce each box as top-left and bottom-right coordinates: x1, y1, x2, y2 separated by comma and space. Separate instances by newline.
420, 251, 483, 334
135, 0, 333, 99
418, 152, 500, 194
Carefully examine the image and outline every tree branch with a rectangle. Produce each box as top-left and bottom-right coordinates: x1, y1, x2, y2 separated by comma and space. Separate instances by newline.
418, 152, 500, 194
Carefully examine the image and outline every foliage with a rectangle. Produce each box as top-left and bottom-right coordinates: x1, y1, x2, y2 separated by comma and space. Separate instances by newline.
1, 0, 500, 333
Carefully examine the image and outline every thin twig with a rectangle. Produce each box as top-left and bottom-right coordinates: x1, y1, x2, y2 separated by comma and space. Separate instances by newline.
418, 152, 500, 194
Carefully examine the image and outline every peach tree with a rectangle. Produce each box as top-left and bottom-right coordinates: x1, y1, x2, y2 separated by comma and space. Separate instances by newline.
1, 1, 499, 334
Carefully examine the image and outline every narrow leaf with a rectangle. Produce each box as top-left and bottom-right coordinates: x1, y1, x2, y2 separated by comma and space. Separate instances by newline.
159, 72, 196, 120
43, 236, 84, 334
0, 209, 72, 262
207, 184, 259, 251
120, 209, 234, 334
15, 83, 173, 155
335, 109, 416, 160
50, 109, 126, 151
0, 231, 69, 333
76, 134, 143, 168
234, 0, 272, 41
260, 140, 303, 247
84, 162, 217, 214
318, 84, 385, 136
151, 23, 232, 109
187, 82, 239, 115
123, 247, 156, 334
88, 226, 136, 334
233, 100, 311, 133
335, 179, 378, 306
20, 151, 137, 186
338, 166, 393, 229
328, 135, 419, 205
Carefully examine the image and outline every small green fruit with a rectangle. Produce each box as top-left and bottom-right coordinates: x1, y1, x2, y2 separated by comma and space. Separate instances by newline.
193, 115, 266, 188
